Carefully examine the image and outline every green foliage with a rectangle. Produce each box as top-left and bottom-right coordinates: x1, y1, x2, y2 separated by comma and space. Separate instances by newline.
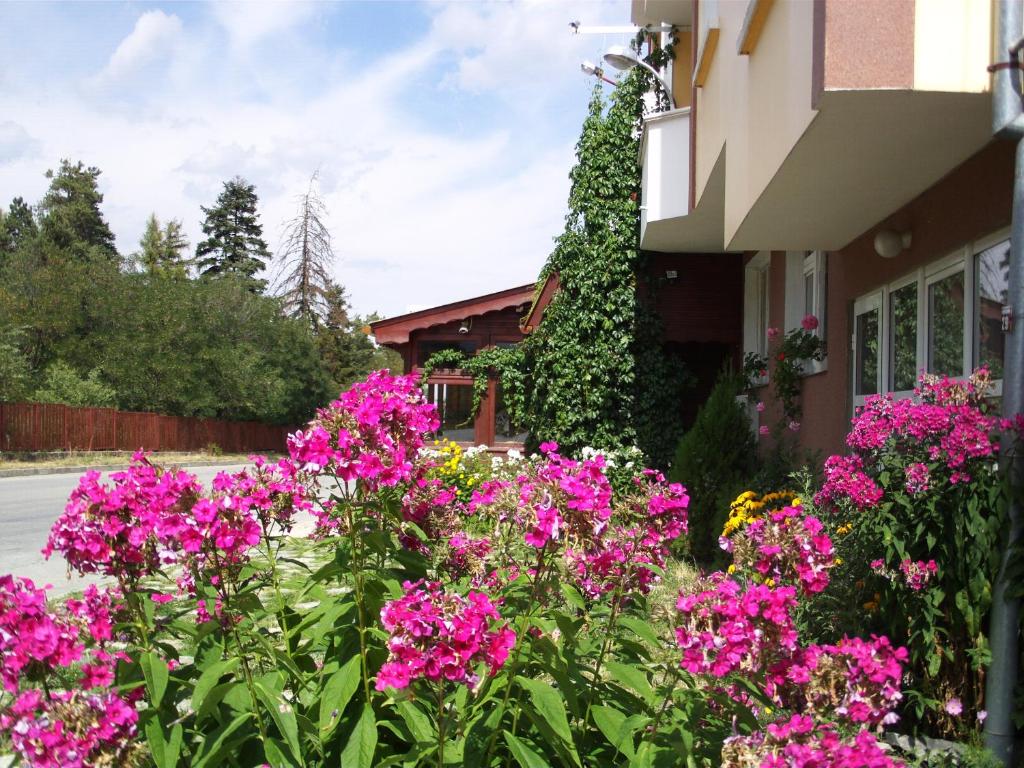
668, 373, 757, 564
421, 345, 527, 430
0, 326, 31, 402
37, 160, 118, 261
32, 360, 117, 408
318, 282, 402, 390
522, 60, 687, 467
0, 196, 38, 259
743, 326, 824, 426
136, 213, 189, 276
195, 176, 271, 289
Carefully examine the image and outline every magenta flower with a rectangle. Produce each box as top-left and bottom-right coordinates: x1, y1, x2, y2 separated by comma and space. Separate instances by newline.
756, 401, 766, 413
801, 314, 819, 331
945, 697, 963, 716
767, 327, 781, 342
759, 426, 770, 437
376, 581, 515, 691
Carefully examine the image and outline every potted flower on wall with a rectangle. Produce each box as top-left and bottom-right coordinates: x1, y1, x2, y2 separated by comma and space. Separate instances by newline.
744, 314, 825, 435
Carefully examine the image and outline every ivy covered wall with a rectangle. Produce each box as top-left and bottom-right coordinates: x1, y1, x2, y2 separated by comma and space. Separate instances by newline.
520, 64, 689, 467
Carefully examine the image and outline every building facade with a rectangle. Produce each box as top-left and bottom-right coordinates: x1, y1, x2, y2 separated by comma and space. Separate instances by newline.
633, 0, 1010, 456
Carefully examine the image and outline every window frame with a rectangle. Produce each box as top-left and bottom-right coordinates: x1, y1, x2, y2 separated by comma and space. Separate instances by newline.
784, 250, 828, 375
850, 229, 1009, 408
743, 251, 771, 386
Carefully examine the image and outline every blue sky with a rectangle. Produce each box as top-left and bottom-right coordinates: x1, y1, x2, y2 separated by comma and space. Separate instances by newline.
0, 0, 631, 317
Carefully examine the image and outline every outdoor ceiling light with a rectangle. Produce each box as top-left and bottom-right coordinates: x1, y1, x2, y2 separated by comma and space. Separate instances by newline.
873, 229, 912, 259
458, 319, 472, 335
602, 45, 675, 108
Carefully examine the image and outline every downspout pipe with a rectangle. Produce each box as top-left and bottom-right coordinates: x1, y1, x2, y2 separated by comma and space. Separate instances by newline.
985, 2, 1024, 764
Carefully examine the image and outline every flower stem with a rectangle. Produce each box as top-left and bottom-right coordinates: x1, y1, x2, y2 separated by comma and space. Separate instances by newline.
437, 680, 447, 768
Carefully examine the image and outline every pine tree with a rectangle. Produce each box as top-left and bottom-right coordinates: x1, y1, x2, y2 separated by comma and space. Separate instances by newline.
275, 172, 335, 328
137, 214, 190, 276
195, 177, 271, 289
37, 160, 118, 261
0, 197, 38, 257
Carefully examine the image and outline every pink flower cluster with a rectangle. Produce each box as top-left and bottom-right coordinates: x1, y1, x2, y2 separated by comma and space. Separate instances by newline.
675, 575, 799, 677
376, 581, 515, 690
815, 455, 883, 511
1, 689, 139, 768
823, 370, 1002, 510
0, 576, 82, 694
0, 577, 138, 768
217, 456, 315, 533
566, 470, 689, 598
722, 715, 904, 768
515, 443, 614, 550
767, 636, 907, 726
725, 504, 835, 595
899, 559, 938, 591
43, 453, 201, 579
287, 370, 439, 491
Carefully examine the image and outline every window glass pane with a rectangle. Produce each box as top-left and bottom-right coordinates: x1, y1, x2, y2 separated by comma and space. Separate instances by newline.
426, 383, 475, 442
804, 272, 815, 318
855, 308, 879, 395
756, 269, 768, 355
494, 382, 527, 444
928, 271, 965, 376
975, 240, 1010, 379
889, 283, 918, 391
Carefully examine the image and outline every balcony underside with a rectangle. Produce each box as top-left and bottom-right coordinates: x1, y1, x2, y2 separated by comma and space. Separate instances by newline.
641, 89, 993, 253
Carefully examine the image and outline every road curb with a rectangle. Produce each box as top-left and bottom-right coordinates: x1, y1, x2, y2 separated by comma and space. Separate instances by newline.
0, 459, 249, 479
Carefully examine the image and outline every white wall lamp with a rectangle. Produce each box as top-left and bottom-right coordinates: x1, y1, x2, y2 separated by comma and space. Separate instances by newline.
458, 319, 472, 335
873, 229, 912, 259
602, 45, 675, 108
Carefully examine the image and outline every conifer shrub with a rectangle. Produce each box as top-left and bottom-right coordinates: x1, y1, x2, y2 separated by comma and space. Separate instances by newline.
668, 372, 757, 564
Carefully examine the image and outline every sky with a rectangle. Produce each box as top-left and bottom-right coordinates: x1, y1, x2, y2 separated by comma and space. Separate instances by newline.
0, 0, 631, 317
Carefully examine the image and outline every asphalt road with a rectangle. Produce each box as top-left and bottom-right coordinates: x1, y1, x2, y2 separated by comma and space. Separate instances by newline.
0, 464, 249, 596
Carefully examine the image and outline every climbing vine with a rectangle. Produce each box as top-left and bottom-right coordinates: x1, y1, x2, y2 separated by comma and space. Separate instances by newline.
520, 40, 689, 467
421, 345, 527, 429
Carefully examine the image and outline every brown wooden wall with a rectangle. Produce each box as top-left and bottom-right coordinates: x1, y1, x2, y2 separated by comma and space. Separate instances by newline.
400, 306, 528, 371
0, 402, 292, 453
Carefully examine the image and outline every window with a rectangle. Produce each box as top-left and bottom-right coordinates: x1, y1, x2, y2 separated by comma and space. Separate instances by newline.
494, 382, 527, 444
852, 231, 1009, 405
743, 252, 770, 383
417, 340, 478, 367
975, 238, 1010, 379
853, 293, 881, 397
784, 251, 827, 374
425, 382, 475, 442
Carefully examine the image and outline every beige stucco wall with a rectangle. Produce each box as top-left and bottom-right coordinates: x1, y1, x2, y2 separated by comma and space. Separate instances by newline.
914, 0, 993, 94
693, 0, 818, 244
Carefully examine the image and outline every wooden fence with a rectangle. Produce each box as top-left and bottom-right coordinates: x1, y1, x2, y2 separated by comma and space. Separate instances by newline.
0, 402, 293, 454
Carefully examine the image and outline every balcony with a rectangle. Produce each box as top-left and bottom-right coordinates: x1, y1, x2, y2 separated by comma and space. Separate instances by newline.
639, 107, 726, 252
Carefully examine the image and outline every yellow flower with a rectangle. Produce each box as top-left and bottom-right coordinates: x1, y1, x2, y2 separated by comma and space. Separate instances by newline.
834, 557, 843, 565
766, 578, 776, 587
727, 564, 736, 574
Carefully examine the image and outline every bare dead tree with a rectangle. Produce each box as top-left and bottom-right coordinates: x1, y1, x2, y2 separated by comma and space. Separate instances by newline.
274, 171, 335, 328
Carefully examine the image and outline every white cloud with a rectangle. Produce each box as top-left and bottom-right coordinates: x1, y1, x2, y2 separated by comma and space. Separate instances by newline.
99, 10, 183, 81
0, 0, 627, 317
210, 1, 319, 51
0, 122, 41, 165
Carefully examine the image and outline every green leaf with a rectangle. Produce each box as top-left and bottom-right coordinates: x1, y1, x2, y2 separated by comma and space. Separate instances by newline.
606, 661, 654, 705
319, 655, 361, 742
141, 651, 170, 708
264, 737, 300, 768
503, 731, 552, 768
617, 617, 661, 649
340, 704, 377, 768
560, 583, 585, 611
591, 705, 636, 759
192, 658, 240, 717
397, 700, 435, 744
516, 676, 581, 768
193, 712, 252, 768
254, 681, 302, 764
145, 718, 183, 768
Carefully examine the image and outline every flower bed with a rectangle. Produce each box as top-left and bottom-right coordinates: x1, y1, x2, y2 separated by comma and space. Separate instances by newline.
0, 369, 998, 767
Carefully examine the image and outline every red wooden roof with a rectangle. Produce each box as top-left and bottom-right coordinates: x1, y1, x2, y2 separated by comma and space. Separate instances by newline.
370, 283, 536, 345
520, 272, 559, 334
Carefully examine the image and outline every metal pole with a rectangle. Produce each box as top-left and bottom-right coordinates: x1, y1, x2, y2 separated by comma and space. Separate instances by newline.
986, 2, 1024, 763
